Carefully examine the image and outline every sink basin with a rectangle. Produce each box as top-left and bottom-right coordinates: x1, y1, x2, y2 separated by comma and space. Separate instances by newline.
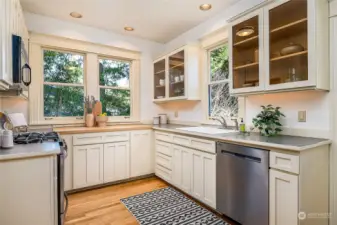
176, 127, 237, 134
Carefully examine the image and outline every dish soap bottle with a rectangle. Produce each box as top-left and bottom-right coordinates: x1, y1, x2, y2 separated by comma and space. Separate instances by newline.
239, 118, 246, 133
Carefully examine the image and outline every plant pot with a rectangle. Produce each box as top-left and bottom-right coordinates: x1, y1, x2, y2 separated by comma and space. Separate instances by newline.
86, 113, 95, 127
96, 115, 108, 127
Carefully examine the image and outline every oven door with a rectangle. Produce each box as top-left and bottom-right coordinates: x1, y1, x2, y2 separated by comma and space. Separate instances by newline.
58, 148, 68, 225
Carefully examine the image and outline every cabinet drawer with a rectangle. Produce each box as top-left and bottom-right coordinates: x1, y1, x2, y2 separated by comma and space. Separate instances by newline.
73, 133, 104, 145
155, 141, 172, 156
190, 138, 215, 153
104, 132, 129, 143
172, 135, 191, 146
156, 153, 172, 170
155, 165, 172, 182
270, 152, 299, 174
155, 132, 172, 142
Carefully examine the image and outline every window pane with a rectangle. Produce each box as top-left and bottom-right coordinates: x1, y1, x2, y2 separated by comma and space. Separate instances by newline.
100, 88, 130, 116
99, 58, 130, 88
43, 50, 84, 84
210, 45, 229, 81
44, 85, 84, 117
209, 83, 238, 118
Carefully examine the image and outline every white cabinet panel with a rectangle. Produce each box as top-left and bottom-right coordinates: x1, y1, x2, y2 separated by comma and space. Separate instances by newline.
130, 130, 154, 177
104, 131, 129, 143
0, 156, 57, 225
270, 152, 299, 174
270, 169, 299, 225
62, 135, 73, 191
181, 147, 192, 193
172, 145, 182, 187
155, 140, 172, 156
73, 133, 104, 145
156, 152, 172, 170
191, 150, 203, 199
73, 144, 104, 189
202, 153, 216, 208
103, 142, 130, 183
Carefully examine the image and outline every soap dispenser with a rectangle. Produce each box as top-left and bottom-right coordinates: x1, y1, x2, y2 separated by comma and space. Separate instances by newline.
239, 118, 246, 133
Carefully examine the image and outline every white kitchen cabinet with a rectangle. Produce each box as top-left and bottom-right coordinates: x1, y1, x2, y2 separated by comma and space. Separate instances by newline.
130, 130, 154, 177
171, 144, 192, 193
0, 0, 28, 90
103, 142, 130, 183
171, 143, 216, 208
229, 0, 329, 95
153, 45, 200, 103
62, 135, 73, 191
0, 156, 57, 225
73, 144, 104, 189
191, 149, 216, 208
269, 169, 299, 225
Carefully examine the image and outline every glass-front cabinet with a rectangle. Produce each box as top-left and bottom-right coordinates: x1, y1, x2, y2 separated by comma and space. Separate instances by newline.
265, 0, 311, 91
230, 10, 264, 94
153, 45, 200, 102
168, 50, 185, 98
154, 58, 166, 100
229, 0, 329, 95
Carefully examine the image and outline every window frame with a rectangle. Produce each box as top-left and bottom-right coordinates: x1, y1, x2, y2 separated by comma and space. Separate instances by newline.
207, 43, 232, 121
28, 33, 141, 125
98, 56, 134, 122
42, 47, 87, 122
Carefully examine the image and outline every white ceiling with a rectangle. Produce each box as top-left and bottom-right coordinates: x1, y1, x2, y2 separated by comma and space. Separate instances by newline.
20, 0, 240, 43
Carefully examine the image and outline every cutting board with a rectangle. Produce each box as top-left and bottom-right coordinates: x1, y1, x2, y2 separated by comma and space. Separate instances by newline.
93, 101, 102, 116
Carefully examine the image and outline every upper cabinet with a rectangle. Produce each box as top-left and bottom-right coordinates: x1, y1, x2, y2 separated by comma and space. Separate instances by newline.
153, 45, 200, 103
229, 0, 329, 95
0, 0, 28, 90
229, 9, 265, 94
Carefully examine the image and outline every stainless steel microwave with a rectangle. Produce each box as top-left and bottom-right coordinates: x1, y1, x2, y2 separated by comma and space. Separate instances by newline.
12, 34, 31, 86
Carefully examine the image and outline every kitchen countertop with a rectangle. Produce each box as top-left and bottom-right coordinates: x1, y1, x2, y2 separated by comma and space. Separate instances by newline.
153, 124, 331, 151
54, 124, 153, 134
0, 142, 61, 161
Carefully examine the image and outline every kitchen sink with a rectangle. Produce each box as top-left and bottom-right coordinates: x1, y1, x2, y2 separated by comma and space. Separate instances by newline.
176, 127, 238, 134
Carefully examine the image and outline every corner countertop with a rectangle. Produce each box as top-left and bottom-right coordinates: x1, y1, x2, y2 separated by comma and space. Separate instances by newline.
152, 124, 331, 151
53, 124, 153, 134
0, 142, 61, 161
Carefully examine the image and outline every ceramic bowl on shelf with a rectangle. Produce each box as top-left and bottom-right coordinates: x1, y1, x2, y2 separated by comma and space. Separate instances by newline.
157, 96, 164, 99
280, 43, 304, 56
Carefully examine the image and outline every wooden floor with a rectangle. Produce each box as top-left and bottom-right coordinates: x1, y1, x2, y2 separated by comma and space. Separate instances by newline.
65, 177, 167, 225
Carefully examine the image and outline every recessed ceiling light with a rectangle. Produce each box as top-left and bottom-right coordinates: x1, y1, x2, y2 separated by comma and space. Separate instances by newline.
200, 4, 212, 11
124, 26, 134, 31
70, 12, 82, 18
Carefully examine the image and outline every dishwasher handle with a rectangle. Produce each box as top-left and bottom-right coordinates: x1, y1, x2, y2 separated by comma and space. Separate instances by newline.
220, 150, 262, 163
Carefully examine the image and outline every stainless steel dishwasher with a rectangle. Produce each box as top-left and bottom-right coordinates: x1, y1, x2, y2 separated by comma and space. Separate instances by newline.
216, 142, 269, 225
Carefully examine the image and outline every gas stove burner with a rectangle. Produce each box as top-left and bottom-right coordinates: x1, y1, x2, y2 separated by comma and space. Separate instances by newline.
14, 132, 61, 144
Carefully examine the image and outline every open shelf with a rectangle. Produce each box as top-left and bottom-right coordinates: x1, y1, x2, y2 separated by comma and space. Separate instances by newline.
234, 62, 259, 70
155, 70, 165, 75
270, 50, 308, 62
270, 18, 307, 34
171, 81, 184, 85
233, 35, 258, 48
170, 63, 184, 70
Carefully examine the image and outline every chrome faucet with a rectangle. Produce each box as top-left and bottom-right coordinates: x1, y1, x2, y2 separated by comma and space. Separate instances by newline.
231, 118, 239, 131
213, 116, 228, 129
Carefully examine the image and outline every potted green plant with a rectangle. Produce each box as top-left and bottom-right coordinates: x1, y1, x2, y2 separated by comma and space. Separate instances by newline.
252, 105, 285, 137
96, 113, 108, 127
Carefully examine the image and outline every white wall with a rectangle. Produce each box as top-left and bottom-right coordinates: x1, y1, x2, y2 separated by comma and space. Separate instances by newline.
2, 12, 165, 123
245, 91, 331, 138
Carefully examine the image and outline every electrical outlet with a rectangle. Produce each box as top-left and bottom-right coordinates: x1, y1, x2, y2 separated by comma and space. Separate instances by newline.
298, 111, 306, 122
174, 111, 179, 118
